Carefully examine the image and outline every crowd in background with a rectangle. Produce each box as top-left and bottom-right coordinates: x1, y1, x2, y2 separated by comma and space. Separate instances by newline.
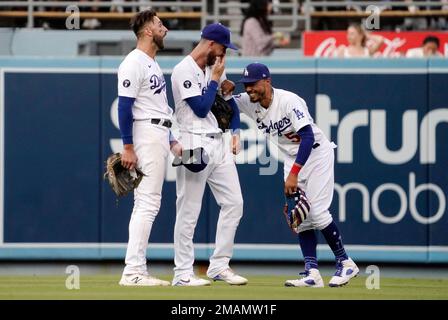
0, 0, 446, 57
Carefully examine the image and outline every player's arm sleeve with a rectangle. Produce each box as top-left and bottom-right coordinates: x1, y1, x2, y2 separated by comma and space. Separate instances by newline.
288, 98, 312, 132
294, 125, 314, 166
118, 96, 135, 145
232, 93, 250, 116
227, 97, 241, 135
117, 61, 141, 145
117, 60, 142, 98
184, 80, 219, 118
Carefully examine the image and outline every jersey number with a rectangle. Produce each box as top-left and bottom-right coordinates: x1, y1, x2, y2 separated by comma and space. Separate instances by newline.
284, 132, 301, 143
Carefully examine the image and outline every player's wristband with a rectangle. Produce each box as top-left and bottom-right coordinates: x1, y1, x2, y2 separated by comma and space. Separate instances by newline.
290, 163, 301, 176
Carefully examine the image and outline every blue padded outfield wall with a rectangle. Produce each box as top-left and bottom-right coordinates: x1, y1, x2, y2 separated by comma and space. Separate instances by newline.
0, 57, 447, 263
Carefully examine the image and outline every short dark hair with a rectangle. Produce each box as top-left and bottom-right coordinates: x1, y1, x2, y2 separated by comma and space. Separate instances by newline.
131, 9, 157, 38
423, 36, 440, 48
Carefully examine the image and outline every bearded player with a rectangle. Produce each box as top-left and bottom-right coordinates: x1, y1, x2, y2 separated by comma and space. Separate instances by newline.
170, 23, 247, 286
117, 9, 181, 286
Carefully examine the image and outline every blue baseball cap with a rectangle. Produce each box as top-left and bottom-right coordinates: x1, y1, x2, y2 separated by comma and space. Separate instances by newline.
172, 147, 209, 173
237, 63, 271, 83
201, 23, 238, 50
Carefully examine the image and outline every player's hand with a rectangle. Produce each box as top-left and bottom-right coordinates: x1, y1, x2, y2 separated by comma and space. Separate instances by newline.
211, 56, 225, 82
121, 145, 138, 170
231, 134, 240, 155
221, 79, 235, 96
284, 173, 298, 196
170, 141, 183, 157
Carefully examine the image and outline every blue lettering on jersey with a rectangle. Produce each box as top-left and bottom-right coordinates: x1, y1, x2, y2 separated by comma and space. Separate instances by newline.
257, 117, 292, 136
150, 74, 166, 95
293, 108, 305, 120
202, 87, 206, 95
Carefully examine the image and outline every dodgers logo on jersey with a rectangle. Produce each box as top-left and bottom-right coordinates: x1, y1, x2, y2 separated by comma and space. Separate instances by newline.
293, 108, 305, 120
257, 117, 292, 136
150, 74, 166, 94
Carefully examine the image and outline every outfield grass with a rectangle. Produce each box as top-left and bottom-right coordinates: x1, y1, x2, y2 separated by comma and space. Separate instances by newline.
0, 275, 447, 300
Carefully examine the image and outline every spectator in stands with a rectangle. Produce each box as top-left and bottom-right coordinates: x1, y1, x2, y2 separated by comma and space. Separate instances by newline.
406, 35, 443, 57
80, 0, 101, 29
402, 0, 448, 31
336, 23, 384, 58
111, 0, 137, 13
240, 0, 290, 56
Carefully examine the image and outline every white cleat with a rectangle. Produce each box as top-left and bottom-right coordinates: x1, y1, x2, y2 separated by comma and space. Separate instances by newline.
172, 274, 211, 287
119, 274, 170, 287
212, 268, 248, 285
285, 268, 324, 288
328, 258, 360, 287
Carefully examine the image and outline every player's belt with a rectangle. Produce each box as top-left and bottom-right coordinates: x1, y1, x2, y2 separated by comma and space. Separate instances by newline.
134, 118, 172, 128
204, 132, 222, 139
312, 143, 320, 149
182, 131, 222, 139
150, 118, 172, 128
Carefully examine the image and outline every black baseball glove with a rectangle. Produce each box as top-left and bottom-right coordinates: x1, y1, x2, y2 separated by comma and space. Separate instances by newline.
104, 153, 144, 197
211, 94, 234, 132
283, 188, 310, 233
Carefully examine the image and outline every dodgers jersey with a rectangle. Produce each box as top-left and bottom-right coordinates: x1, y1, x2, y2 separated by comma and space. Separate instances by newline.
171, 55, 226, 134
234, 88, 330, 156
118, 48, 173, 120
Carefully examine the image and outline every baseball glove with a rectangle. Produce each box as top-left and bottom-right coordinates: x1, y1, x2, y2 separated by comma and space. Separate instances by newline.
283, 188, 310, 233
104, 153, 144, 197
211, 94, 234, 132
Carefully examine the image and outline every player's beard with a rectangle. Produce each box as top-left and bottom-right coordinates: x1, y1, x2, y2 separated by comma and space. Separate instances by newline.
206, 52, 217, 67
153, 34, 165, 50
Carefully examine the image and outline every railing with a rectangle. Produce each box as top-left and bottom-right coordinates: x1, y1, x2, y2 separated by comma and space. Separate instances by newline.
0, 1, 447, 31
206, 0, 302, 33
303, 1, 448, 30
0, 0, 207, 28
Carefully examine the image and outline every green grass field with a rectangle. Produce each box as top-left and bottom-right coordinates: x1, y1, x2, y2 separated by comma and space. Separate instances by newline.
0, 275, 447, 300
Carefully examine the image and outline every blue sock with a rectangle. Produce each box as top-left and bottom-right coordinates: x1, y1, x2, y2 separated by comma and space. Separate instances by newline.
298, 230, 318, 271
320, 221, 348, 262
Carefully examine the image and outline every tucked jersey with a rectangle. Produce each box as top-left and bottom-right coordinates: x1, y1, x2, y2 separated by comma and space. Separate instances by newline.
171, 55, 226, 134
118, 48, 173, 120
234, 88, 330, 156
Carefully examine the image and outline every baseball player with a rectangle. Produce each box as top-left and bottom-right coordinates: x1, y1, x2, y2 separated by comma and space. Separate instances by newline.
116, 9, 181, 286
233, 63, 359, 287
170, 23, 247, 286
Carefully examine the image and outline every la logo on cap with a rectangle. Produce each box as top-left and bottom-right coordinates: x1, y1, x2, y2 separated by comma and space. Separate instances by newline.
244, 68, 249, 76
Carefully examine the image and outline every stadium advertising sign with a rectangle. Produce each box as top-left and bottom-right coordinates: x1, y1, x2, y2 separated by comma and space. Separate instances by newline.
303, 31, 448, 57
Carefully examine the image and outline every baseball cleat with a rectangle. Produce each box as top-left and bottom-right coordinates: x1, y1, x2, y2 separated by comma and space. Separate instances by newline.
285, 268, 324, 288
172, 274, 211, 287
119, 274, 170, 287
212, 268, 248, 285
328, 258, 359, 287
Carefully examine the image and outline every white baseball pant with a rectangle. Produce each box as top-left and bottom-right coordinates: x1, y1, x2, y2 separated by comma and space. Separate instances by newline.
173, 133, 244, 281
123, 122, 170, 276
283, 141, 336, 232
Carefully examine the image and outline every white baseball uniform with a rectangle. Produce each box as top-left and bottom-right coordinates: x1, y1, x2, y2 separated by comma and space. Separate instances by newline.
171, 55, 244, 281
234, 88, 335, 232
118, 48, 173, 275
